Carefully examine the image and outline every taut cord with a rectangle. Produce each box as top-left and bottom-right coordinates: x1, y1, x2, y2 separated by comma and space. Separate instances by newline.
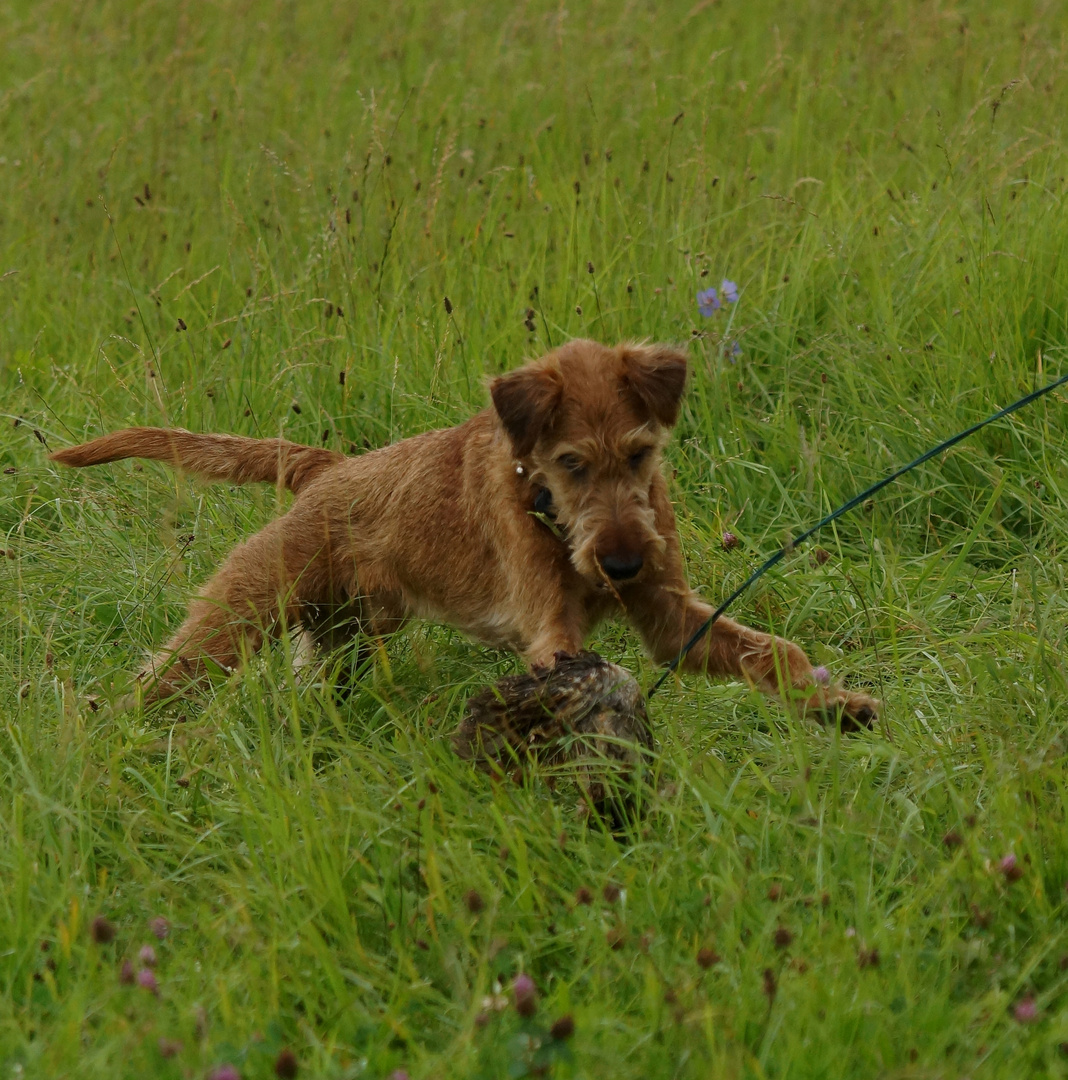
650, 368, 1068, 698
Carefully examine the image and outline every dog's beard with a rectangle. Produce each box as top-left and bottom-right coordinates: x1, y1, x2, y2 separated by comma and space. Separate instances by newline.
563, 499, 666, 584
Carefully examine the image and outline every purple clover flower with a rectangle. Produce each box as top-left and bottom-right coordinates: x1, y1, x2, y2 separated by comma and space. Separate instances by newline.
513, 973, 537, 1017
136, 967, 159, 995
721, 279, 739, 303
206, 1066, 241, 1080
813, 666, 831, 686
1014, 996, 1038, 1023
696, 288, 720, 317
139, 944, 157, 967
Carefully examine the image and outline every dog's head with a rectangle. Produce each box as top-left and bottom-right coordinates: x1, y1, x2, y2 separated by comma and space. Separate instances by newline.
490, 339, 687, 585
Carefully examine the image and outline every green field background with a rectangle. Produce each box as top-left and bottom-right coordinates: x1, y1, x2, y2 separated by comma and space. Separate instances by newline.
3, 1, 1068, 1076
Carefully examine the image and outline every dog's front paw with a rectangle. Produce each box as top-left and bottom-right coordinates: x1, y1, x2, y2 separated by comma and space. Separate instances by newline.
804, 687, 880, 732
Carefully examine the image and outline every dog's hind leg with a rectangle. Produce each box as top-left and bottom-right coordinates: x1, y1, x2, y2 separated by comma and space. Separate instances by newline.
131, 513, 335, 706
295, 596, 374, 693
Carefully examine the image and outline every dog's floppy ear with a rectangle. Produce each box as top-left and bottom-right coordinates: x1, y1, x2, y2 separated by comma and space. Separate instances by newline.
621, 344, 688, 426
490, 363, 564, 455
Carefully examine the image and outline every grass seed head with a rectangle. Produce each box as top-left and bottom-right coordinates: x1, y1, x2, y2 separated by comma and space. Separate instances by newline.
275, 1048, 299, 1078
90, 916, 116, 944
696, 946, 720, 969
158, 1038, 183, 1058
550, 1014, 575, 1040
857, 945, 880, 969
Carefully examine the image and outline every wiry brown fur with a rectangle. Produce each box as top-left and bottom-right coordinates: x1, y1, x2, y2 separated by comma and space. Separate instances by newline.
52, 339, 879, 727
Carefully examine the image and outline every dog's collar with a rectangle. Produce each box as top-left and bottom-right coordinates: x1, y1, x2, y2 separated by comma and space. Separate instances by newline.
516, 463, 566, 542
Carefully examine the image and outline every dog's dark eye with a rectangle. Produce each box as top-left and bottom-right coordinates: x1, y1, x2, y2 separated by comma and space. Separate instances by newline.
557, 454, 587, 477
628, 447, 652, 471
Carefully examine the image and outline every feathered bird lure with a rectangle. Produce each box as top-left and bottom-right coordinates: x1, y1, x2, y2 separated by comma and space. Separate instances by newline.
453, 651, 653, 810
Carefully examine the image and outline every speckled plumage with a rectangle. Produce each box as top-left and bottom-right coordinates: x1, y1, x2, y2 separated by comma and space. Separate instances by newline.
453, 651, 654, 805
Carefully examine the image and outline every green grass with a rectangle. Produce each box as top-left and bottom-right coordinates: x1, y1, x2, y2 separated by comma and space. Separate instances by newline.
3, 0, 1068, 1075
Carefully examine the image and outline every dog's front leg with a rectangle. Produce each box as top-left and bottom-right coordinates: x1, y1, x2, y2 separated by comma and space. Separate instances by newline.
629, 584, 879, 729
522, 622, 586, 670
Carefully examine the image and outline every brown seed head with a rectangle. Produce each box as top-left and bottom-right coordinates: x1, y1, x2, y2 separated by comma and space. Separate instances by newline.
275, 1047, 299, 1078
696, 946, 720, 969
90, 916, 116, 944
550, 1014, 575, 1040
857, 946, 880, 969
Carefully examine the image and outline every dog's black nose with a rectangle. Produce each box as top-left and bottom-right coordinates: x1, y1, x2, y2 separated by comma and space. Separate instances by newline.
600, 553, 643, 580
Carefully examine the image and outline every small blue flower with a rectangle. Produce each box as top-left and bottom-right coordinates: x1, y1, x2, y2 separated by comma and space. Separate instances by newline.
730, 341, 742, 358
721, 279, 739, 303
696, 288, 720, 317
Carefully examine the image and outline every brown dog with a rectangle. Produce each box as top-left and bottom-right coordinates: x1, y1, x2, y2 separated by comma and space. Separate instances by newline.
51, 339, 878, 727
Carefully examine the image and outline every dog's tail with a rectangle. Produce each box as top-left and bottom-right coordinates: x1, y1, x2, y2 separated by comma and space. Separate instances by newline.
50, 427, 345, 494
